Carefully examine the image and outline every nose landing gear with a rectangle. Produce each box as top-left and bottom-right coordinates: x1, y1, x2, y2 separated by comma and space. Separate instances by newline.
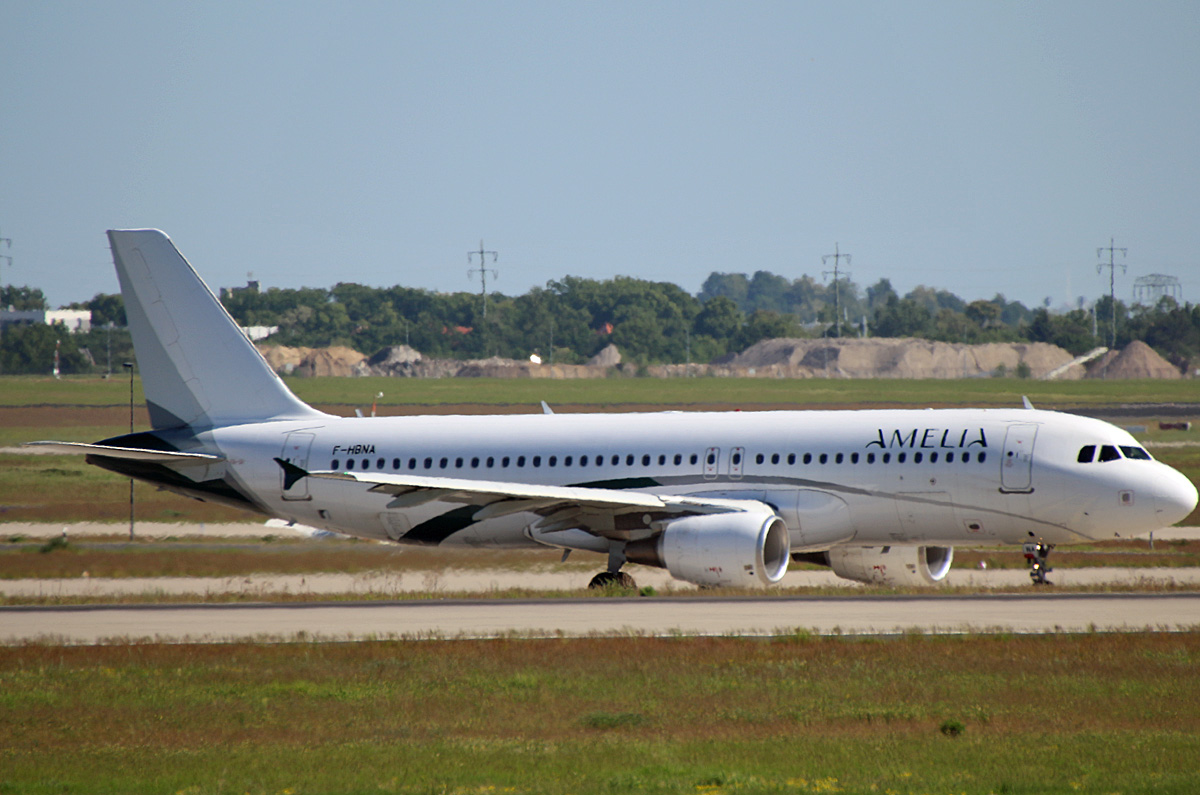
1022, 542, 1054, 585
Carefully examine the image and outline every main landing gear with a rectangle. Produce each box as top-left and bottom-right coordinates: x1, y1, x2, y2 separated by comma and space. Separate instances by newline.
1023, 542, 1054, 586
588, 544, 638, 590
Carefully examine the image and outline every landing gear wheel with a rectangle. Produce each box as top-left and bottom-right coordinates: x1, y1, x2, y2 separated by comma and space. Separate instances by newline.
588, 571, 638, 590
1022, 542, 1054, 586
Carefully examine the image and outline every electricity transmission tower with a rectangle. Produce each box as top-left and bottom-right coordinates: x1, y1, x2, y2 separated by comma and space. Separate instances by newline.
467, 240, 498, 318
0, 229, 12, 308
1096, 238, 1127, 349
821, 242, 851, 338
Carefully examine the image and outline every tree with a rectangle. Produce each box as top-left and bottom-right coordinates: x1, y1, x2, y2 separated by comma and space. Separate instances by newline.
1, 285, 47, 311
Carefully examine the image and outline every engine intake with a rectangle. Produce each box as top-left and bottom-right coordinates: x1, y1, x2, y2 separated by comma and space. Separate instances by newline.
824, 545, 953, 586
626, 511, 790, 588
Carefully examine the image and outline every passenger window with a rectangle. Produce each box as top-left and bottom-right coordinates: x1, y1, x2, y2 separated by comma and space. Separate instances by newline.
455, 457, 463, 468
612, 455, 620, 466
1077, 445, 1096, 463
977, 452, 987, 463
803, 453, 812, 464
1098, 445, 1121, 462
674, 454, 682, 465
866, 453, 875, 464
819, 453, 828, 464
409, 458, 417, 470
788, 453, 796, 465
771, 453, 780, 465
362, 458, 370, 470
897, 452, 907, 464
424, 457, 432, 469
706, 452, 716, 465
626, 454, 634, 466
532, 456, 541, 467
929, 452, 937, 463
756, 453, 765, 464
547, 455, 556, 467
658, 454, 666, 465
517, 456, 526, 467
882, 453, 891, 464
470, 457, 479, 469
579, 455, 588, 467
1120, 446, 1152, 461
377, 458, 385, 469
914, 452, 923, 464
439, 457, 448, 469
564, 456, 573, 466
332, 459, 341, 470
690, 454, 699, 465
642, 454, 651, 466
835, 453, 844, 464
502, 456, 510, 468
486, 457, 494, 468
850, 452, 859, 464
731, 452, 741, 465
946, 452, 954, 463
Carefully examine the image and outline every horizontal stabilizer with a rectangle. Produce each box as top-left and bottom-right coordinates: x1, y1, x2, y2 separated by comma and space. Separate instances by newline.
22, 441, 224, 463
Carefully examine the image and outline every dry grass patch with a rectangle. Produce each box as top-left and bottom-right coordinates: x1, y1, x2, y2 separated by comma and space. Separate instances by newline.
2, 634, 1200, 793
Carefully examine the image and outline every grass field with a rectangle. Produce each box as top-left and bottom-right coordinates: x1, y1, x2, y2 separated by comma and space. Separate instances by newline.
2, 633, 1199, 794
3, 372, 1200, 409
3, 376, 1200, 793
4, 375, 1199, 525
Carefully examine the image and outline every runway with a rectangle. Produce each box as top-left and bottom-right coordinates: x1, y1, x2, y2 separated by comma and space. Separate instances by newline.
4, 593, 1199, 644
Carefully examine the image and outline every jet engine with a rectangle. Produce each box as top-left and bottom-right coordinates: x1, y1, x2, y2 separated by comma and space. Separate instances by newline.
625, 511, 790, 588
824, 545, 953, 586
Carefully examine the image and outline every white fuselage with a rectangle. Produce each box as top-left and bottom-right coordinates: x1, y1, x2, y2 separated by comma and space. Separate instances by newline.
185, 407, 1195, 552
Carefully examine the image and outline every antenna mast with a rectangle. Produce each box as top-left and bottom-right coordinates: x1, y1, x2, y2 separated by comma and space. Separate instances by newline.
467, 240, 499, 318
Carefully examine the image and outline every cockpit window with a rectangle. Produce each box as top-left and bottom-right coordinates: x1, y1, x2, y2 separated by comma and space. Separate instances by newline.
1077, 445, 1095, 463
1119, 445, 1152, 461
1097, 445, 1121, 462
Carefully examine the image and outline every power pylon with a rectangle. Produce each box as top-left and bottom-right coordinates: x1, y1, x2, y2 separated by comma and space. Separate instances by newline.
822, 242, 852, 338
1096, 238, 1127, 349
467, 240, 498, 318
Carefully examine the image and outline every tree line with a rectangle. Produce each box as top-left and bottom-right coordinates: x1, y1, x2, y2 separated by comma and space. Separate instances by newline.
1, 273, 1197, 376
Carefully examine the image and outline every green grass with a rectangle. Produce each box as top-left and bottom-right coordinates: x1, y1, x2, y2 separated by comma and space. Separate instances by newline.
2, 634, 1199, 793
3, 373, 1199, 408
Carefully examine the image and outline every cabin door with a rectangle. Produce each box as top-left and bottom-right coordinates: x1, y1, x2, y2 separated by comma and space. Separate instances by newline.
1000, 424, 1037, 493
280, 432, 315, 501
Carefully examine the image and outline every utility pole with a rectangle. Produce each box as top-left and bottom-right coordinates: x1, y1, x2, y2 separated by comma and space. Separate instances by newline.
821, 242, 852, 338
1096, 237, 1127, 349
0, 229, 11, 307
123, 362, 135, 541
467, 240, 498, 318
0, 230, 11, 376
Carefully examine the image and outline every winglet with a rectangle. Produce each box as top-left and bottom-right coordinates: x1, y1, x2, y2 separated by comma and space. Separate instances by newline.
274, 457, 309, 491
1022, 396, 1034, 410
541, 401, 554, 415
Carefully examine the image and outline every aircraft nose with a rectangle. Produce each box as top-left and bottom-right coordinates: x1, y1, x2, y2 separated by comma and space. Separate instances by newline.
1154, 467, 1199, 527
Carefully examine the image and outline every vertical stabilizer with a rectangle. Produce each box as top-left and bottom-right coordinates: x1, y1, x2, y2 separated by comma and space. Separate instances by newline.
108, 229, 326, 429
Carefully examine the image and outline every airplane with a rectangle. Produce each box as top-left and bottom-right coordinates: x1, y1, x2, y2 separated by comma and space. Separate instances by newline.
27, 230, 1198, 589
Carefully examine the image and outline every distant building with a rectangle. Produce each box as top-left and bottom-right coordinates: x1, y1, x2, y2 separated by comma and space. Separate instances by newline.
239, 325, 279, 342
0, 309, 92, 333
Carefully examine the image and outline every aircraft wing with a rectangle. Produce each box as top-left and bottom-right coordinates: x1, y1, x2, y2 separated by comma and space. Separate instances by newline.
308, 469, 766, 540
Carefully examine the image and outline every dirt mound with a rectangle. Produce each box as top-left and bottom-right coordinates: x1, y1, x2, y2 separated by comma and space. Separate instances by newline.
257, 344, 311, 374
725, 338, 1081, 379
588, 344, 621, 368
296, 346, 369, 377
1087, 340, 1181, 379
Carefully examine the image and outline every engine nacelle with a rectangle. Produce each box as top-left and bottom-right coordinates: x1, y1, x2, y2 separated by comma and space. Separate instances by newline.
626, 511, 790, 588
826, 545, 953, 586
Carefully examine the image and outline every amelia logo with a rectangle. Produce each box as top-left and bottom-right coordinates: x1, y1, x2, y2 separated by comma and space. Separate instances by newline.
866, 428, 988, 450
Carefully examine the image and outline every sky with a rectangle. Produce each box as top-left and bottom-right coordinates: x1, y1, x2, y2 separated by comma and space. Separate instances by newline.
2, 1, 1197, 312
